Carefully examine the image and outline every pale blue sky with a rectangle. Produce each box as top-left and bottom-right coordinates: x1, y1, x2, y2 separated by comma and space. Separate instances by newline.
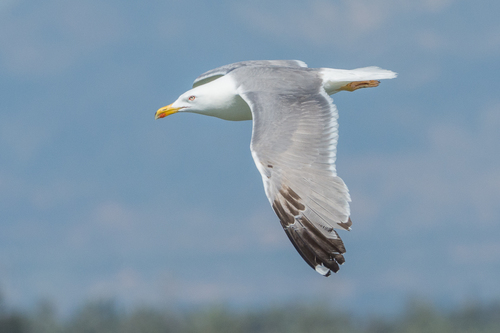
1, 0, 499, 315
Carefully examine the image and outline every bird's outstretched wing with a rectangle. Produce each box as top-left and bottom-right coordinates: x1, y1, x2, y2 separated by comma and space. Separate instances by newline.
193, 60, 308, 88
233, 66, 351, 276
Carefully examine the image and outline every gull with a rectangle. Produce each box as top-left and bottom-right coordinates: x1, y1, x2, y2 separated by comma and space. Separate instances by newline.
155, 60, 396, 276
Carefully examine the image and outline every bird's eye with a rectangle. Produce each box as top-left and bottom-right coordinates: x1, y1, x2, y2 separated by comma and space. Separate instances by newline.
188, 95, 196, 101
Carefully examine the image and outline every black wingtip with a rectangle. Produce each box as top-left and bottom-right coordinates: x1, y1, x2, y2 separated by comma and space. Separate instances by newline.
272, 189, 347, 277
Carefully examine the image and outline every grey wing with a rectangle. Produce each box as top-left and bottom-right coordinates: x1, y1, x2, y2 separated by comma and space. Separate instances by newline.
235, 67, 351, 276
193, 60, 308, 88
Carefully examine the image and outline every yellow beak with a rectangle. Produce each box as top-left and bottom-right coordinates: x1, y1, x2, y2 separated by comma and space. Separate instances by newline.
155, 103, 181, 120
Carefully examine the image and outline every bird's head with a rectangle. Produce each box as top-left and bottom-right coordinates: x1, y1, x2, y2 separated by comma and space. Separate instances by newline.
155, 75, 242, 121
155, 87, 205, 120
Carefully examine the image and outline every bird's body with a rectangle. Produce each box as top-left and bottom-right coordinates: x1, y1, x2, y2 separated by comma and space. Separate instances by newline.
156, 60, 396, 276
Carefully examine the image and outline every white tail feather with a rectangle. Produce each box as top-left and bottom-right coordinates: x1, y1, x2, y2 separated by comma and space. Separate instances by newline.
321, 67, 397, 95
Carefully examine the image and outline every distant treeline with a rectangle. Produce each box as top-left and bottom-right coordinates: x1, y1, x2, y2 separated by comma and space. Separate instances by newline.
1, 296, 500, 333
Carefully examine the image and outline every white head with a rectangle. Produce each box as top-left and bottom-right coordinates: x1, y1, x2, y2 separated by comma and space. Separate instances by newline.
155, 75, 245, 120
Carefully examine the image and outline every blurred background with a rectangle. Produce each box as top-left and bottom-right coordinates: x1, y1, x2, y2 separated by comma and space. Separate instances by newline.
1, 0, 499, 324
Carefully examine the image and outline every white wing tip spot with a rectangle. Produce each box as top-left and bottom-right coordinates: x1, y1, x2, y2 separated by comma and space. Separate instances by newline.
315, 264, 330, 276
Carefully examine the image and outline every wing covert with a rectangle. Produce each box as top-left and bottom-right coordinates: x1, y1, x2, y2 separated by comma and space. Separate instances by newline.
193, 60, 308, 88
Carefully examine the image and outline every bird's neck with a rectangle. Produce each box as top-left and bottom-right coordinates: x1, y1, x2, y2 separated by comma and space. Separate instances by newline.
194, 75, 253, 121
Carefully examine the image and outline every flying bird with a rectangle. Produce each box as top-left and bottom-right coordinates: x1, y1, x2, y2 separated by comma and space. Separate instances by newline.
155, 60, 396, 276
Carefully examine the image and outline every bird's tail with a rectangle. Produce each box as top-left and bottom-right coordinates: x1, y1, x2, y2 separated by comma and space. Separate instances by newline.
321, 67, 397, 95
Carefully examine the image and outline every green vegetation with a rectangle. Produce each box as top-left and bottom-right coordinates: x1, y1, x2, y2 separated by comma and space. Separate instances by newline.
1, 296, 499, 333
